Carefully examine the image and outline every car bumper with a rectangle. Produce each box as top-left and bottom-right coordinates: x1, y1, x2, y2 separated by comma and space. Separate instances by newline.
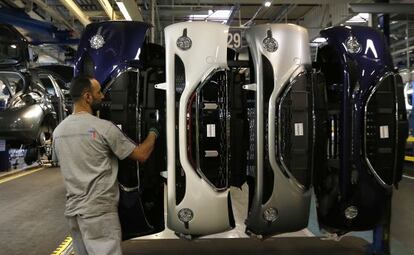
244, 24, 313, 237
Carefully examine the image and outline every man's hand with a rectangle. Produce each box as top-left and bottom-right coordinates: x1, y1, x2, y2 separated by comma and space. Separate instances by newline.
148, 127, 159, 139
128, 131, 157, 162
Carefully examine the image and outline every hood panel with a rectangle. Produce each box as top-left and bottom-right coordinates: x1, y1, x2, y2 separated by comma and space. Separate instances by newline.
74, 21, 151, 85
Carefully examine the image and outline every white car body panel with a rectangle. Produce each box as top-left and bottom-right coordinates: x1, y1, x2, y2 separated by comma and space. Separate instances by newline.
245, 24, 313, 235
164, 21, 234, 236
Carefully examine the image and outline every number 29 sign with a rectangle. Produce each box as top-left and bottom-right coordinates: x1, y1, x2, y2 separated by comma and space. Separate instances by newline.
227, 28, 245, 50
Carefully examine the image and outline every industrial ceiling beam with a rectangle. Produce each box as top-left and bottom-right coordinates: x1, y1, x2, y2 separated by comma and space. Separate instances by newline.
392, 45, 414, 56
156, 0, 328, 4
6, 0, 49, 21
349, 3, 414, 14
144, 9, 210, 16
272, 4, 297, 23
96, 0, 118, 20
83, 10, 108, 17
226, 3, 240, 25
59, 0, 90, 26
30, 0, 80, 36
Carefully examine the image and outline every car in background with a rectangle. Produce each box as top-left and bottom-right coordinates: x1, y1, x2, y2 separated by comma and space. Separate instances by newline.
37, 65, 73, 113
37, 64, 73, 112
0, 68, 66, 164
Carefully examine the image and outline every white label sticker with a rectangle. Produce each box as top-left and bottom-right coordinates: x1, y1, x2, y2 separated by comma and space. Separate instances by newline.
294, 123, 304, 136
0, 140, 5, 152
380, 125, 389, 139
117, 124, 122, 130
207, 124, 216, 137
205, 150, 219, 157
204, 103, 218, 110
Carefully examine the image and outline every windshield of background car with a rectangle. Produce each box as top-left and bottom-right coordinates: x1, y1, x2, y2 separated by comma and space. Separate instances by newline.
0, 41, 21, 64
54, 77, 69, 90
39, 76, 57, 96
0, 72, 25, 95
0, 79, 11, 97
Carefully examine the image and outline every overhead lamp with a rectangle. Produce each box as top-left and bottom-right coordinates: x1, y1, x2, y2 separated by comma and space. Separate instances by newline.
346, 13, 369, 23
116, 1, 132, 20
188, 9, 231, 23
116, 0, 143, 21
264, 1, 272, 7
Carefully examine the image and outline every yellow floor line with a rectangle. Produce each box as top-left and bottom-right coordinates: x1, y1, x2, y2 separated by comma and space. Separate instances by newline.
51, 236, 73, 255
0, 167, 44, 184
405, 155, 414, 162
403, 174, 414, 180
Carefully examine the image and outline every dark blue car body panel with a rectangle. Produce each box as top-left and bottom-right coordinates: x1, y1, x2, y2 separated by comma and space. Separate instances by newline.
314, 26, 407, 233
74, 21, 166, 240
74, 21, 150, 85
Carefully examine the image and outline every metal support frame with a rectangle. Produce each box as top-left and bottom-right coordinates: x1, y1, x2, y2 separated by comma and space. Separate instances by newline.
58, 0, 90, 26
0, 141, 10, 172
31, 0, 80, 36
349, 3, 414, 14
370, 197, 392, 255
369, 3, 392, 252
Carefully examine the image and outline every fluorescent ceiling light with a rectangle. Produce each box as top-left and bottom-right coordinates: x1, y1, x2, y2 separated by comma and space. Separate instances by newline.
346, 13, 369, 23
116, 1, 132, 20
264, 1, 272, 7
188, 10, 231, 23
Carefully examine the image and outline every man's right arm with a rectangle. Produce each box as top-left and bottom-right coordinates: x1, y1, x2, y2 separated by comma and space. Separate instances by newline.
128, 131, 157, 162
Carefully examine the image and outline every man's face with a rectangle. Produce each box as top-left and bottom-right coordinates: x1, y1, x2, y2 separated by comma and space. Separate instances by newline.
84, 79, 104, 111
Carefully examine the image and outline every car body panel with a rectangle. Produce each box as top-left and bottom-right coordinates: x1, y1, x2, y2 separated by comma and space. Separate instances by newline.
244, 24, 313, 236
74, 21, 166, 240
314, 25, 408, 233
0, 104, 43, 140
74, 21, 150, 86
164, 21, 235, 236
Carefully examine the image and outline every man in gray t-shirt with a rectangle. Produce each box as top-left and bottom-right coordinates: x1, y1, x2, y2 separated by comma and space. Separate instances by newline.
52, 75, 158, 255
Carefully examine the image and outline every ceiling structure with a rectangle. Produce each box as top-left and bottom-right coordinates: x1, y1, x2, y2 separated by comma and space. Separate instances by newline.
0, 0, 412, 68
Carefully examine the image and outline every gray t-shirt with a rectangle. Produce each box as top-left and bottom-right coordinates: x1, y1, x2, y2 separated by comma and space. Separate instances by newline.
52, 112, 136, 217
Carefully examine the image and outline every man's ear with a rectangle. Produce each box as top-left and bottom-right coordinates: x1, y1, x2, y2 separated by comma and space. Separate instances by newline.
83, 92, 91, 102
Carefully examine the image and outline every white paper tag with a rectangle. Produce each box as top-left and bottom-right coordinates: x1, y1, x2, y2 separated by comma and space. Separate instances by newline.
0, 140, 5, 152
205, 150, 219, 157
294, 123, 304, 136
204, 103, 218, 110
380, 125, 389, 139
207, 124, 216, 137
